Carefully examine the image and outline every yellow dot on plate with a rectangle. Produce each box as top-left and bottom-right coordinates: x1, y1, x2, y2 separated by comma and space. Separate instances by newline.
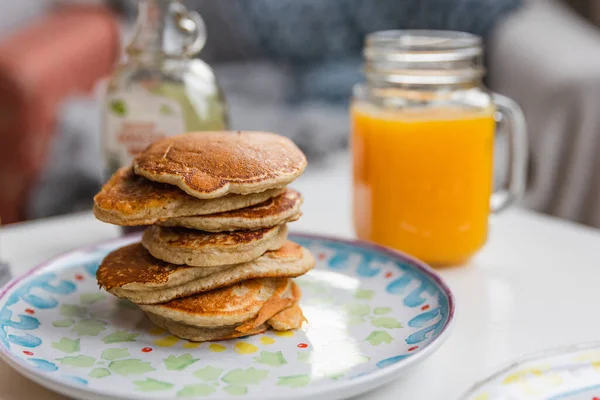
260, 337, 275, 345
148, 327, 165, 336
274, 331, 294, 337
183, 341, 201, 349
153, 335, 180, 347
209, 343, 226, 353
234, 342, 258, 354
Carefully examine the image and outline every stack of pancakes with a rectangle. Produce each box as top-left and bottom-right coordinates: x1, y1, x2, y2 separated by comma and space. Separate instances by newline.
93, 131, 315, 341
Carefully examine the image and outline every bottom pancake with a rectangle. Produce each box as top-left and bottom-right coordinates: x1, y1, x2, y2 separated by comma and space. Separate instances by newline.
146, 313, 269, 342
146, 303, 305, 342
140, 278, 300, 328
267, 304, 306, 331
141, 278, 304, 342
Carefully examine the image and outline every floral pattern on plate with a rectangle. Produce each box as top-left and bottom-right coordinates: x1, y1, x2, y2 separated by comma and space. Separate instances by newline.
0, 234, 454, 400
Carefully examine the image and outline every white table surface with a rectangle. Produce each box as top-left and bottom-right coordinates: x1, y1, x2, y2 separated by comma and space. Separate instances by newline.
2, 152, 600, 400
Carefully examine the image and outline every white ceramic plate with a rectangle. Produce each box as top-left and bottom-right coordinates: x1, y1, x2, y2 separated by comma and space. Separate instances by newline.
459, 342, 600, 400
0, 233, 454, 400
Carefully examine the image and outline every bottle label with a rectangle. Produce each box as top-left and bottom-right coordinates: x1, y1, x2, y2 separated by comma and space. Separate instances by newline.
104, 85, 186, 172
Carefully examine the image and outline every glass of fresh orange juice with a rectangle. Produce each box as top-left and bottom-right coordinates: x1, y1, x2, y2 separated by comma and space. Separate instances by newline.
351, 30, 527, 266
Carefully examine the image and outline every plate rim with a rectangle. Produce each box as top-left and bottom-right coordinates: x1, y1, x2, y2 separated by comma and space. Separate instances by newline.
457, 340, 600, 400
0, 232, 456, 400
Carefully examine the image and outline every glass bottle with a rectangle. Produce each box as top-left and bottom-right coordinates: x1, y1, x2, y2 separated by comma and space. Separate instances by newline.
351, 30, 527, 265
103, 0, 228, 178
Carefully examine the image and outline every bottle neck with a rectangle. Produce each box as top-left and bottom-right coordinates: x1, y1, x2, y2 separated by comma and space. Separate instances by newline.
126, 0, 184, 60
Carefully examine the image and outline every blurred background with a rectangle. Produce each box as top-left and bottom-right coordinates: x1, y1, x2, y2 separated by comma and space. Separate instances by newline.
1, 0, 600, 228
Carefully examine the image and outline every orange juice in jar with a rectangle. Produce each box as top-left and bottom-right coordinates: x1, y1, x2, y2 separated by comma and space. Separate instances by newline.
352, 31, 527, 266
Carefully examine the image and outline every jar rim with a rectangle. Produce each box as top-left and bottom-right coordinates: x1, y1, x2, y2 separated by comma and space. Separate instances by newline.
363, 30, 484, 85
366, 30, 482, 50
365, 30, 482, 63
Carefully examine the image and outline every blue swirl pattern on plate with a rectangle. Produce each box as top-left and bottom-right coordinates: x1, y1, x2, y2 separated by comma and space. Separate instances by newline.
0, 273, 76, 349
294, 236, 451, 363
0, 234, 454, 399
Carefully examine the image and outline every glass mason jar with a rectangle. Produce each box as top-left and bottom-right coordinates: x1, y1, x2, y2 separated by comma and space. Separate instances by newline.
103, 0, 228, 179
351, 30, 527, 266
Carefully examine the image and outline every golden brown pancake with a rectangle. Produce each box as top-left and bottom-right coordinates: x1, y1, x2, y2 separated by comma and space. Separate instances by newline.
97, 241, 315, 304
145, 314, 269, 342
268, 304, 306, 331
146, 303, 304, 342
140, 278, 297, 328
141, 279, 303, 342
160, 188, 303, 232
132, 131, 307, 199
141, 224, 288, 267
93, 167, 284, 226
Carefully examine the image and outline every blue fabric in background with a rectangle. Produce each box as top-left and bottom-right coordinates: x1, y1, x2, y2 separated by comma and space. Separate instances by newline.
226, 0, 522, 62
28, 0, 524, 219
200, 0, 522, 104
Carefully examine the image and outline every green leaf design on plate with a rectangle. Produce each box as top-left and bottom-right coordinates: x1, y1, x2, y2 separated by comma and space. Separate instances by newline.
89, 368, 111, 378
297, 351, 312, 364
51, 337, 80, 353
221, 368, 269, 385
306, 295, 334, 306
134, 378, 174, 392
276, 375, 310, 388
56, 355, 95, 368
164, 354, 199, 371
345, 303, 370, 317
224, 386, 247, 396
71, 319, 107, 336
253, 351, 287, 367
347, 315, 366, 326
101, 348, 130, 360
327, 372, 345, 380
295, 277, 329, 293
103, 330, 139, 344
89, 309, 112, 320
365, 330, 394, 346
194, 366, 223, 381
177, 384, 216, 397
371, 317, 403, 329
356, 354, 370, 364
52, 319, 75, 328
109, 359, 155, 376
373, 307, 392, 315
354, 289, 375, 300
159, 104, 174, 115
109, 99, 127, 116
60, 304, 86, 318
80, 293, 105, 305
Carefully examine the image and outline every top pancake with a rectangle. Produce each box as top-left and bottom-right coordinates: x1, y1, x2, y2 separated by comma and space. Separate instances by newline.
133, 131, 307, 199
93, 167, 283, 226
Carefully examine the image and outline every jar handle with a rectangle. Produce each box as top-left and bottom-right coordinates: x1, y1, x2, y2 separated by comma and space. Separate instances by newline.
491, 93, 528, 213
172, 2, 206, 57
